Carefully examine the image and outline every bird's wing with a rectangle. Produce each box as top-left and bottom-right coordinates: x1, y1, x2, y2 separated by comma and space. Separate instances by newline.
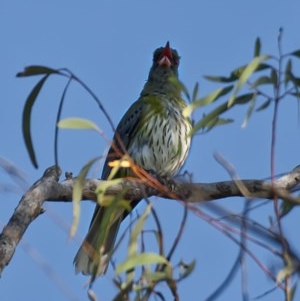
101, 98, 145, 180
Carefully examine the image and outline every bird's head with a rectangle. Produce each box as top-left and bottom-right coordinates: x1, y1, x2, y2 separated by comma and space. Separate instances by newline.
151, 41, 180, 76
142, 42, 181, 97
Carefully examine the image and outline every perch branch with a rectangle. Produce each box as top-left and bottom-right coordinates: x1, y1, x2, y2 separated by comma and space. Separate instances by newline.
0, 164, 299, 275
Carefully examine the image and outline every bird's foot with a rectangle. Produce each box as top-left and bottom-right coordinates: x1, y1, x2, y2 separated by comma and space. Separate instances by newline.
146, 171, 177, 193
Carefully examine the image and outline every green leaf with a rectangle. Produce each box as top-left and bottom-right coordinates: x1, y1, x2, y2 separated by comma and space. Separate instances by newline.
178, 260, 196, 281
232, 62, 270, 78
254, 37, 261, 57
128, 204, 152, 257
270, 68, 278, 86
169, 77, 190, 101
242, 97, 256, 128
229, 93, 255, 106
142, 270, 170, 283
17, 65, 58, 77
95, 178, 125, 206
279, 200, 296, 218
192, 82, 199, 103
57, 117, 102, 133
289, 283, 297, 301
290, 49, 300, 58
291, 92, 300, 98
290, 74, 300, 87
277, 264, 294, 283
191, 102, 228, 135
205, 117, 234, 132
284, 59, 292, 87
228, 55, 269, 107
191, 93, 254, 135
256, 98, 272, 111
198, 85, 234, 106
204, 74, 238, 83
70, 157, 100, 238
116, 252, 170, 275
22, 75, 50, 168
252, 76, 273, 88
183, 85, 233, 117
124, 204, 152, 283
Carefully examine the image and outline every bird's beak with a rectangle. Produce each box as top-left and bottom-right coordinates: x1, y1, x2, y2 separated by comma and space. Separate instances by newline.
158, 41, 172, 67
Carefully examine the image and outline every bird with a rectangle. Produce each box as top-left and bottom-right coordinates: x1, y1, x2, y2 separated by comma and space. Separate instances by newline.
74, 41, 192, 277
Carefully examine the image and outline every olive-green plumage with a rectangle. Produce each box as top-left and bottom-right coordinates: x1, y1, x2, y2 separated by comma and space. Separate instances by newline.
74, 42, 192, 276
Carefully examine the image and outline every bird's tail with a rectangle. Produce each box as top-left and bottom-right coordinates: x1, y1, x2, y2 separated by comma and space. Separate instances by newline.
74, 205, 122, 276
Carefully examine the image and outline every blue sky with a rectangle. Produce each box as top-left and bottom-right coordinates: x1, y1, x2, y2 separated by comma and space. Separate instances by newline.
1, 1, 300, 300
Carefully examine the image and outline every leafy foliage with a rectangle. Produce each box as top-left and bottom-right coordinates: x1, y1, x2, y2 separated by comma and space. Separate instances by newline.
17, 35, 300, 301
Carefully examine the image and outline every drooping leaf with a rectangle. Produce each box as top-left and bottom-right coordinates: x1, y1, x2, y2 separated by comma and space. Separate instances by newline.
279, 200, 296, 219
256, 98, 272, 111
191, 93, 254, 135
290, 74, 300, 87
289, 283, 297, 301
57, 117, 102, 133
183, 85, 233, 118
124, 204, 152, 283
191, 102, 228, 135
205, 117, 234, 132
270, 68, 278, 87
228, 55, 269, 107
128, 204, 152, 257
242, 97, 256, 128
232, 62, 270, 78
93, 192, 127, 277
284, 59, 292, 87
229, 93, 256, 106
252, 76, 273, 88
95, 178, 125, 207
291, 92, 300, 98
192, 82, 199, 103
290, 49, 300, 58
254, 37, 261, 57
252, 75, 272, 88
204, 74, 238, 83
17, 65, 58, 77
277, 264, 294, 283
177, 260, 196, 282
22, 75, 50, 168
70, 157, 100, 238
169, 77, 190, 101
142, 270, 171, 284
116, 252, 171, 275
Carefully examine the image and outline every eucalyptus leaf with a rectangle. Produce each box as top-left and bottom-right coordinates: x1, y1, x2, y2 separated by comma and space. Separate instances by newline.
22, 75, 50, 168
230, 93, 255, 106
191, 102, 228, 135
178, 260, 196, 282
228, 55, 269, 107
256, 99, 272, 111
205, 117, 234, 132
192, 82, 199, 103
128, 204, 152, 257
116, 252, 170, 275
270, 68, 278, 86
291, 49, 300, 58
284, 59, 292, 87
57, 117, 102, 133
242, 97, 256, 128
70, 157, 100, 238
17, 65, 58, 77
254, 37, 261, 57
252, 76, 273, 88
204, 74, 238, 83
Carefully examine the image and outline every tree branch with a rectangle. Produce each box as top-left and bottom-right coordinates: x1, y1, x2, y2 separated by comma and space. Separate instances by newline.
0, 164, 299, 276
